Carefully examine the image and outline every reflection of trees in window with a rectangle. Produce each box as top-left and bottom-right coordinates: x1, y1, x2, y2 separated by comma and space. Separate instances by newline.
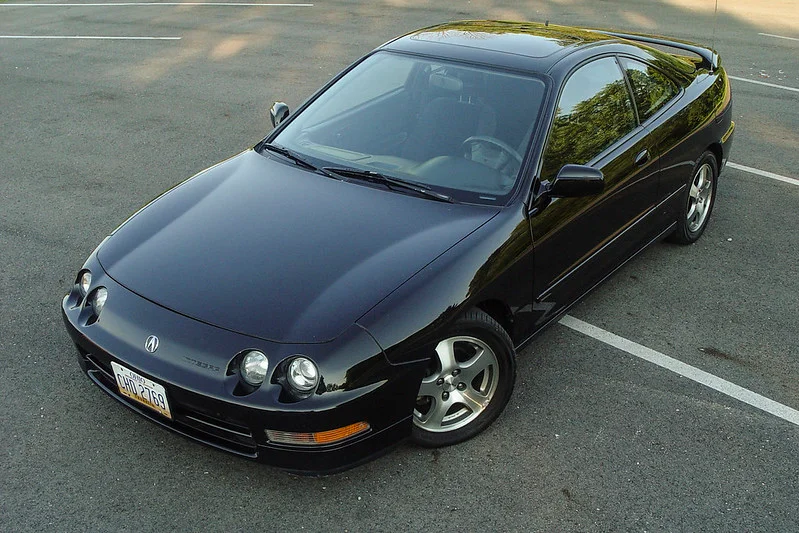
623, 60, 678, 121
541, 77, 635, 181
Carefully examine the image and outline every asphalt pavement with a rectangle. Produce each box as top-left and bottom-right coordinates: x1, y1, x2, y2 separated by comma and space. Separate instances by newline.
1, 1, 797, 531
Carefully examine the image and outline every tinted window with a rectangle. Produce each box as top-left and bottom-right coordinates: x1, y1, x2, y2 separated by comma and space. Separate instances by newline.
621, 58, 678, 122
541, 57, 636, 181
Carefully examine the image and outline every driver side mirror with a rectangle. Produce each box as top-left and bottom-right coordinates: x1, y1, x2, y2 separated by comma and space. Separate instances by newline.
549, 164, 604, 198
270, 101, 290, 128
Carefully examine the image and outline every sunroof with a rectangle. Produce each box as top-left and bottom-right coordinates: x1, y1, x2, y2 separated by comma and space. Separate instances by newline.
411, 22, 585, 58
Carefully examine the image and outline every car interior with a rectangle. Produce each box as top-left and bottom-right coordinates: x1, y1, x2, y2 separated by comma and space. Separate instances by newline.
281, 56, 546, 203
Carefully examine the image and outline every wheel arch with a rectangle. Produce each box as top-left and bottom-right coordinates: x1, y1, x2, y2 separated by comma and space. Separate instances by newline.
707, 142, 723, 170
475, 299, 514, 340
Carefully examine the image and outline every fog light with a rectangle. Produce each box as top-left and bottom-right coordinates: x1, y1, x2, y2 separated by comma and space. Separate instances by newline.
287, 357, 319, 392
266, 421, 370, 446
79, 271, 92, 296
91, 287, 108, 315
241, 350, 269, 386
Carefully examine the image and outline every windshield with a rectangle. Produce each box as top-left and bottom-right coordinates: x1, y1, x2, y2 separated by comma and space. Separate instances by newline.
271, 51, 546, 204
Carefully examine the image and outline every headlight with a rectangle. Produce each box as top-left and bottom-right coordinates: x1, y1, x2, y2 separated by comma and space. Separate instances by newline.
287, 357, 319, 392
79, 271, 92, 296
241, 350, 269, 386
91, 287, 108, 315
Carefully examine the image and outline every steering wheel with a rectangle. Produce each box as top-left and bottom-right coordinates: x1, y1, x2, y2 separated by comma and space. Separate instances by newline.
462, 135, 524, 170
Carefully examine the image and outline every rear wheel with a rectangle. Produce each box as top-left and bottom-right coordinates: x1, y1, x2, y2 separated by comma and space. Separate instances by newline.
411, 309, 516, 447
669, 151, 718, 244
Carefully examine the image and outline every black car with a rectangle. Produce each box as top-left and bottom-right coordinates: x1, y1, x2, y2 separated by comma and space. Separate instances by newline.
62, 20, 734, 474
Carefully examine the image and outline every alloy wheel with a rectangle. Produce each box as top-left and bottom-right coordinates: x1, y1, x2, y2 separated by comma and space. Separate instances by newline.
414, 335, 499, 433
687, 162, 714, 232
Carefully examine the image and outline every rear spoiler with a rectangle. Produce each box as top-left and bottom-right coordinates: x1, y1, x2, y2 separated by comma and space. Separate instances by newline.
596, 30, 720, 72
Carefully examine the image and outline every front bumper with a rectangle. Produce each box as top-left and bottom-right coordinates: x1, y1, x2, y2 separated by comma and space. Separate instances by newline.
61, 260, 426, 474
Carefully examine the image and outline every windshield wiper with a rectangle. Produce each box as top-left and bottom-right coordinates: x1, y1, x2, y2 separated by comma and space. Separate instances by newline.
323, 167, 454, 203
260, 143, 340, 180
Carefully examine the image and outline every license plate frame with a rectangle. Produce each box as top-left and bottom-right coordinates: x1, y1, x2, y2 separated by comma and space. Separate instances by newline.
111, 361, 172, 420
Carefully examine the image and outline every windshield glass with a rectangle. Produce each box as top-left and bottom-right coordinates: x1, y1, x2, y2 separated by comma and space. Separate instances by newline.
272, 51, 546, 204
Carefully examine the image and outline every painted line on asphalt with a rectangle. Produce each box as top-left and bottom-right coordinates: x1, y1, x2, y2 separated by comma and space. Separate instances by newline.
0, 35, 180, 40
728, 75, 799, 94
758, 32, 799, 42
559, 315, 799, 427
0, 2, 313, 6
727, 162, 799, 187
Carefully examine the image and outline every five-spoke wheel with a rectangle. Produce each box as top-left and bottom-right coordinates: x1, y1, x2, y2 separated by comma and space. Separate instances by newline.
687, 161, 714, 233
414, 335, 499, 433
412, 309, 516, 447
669, 150, 718, 244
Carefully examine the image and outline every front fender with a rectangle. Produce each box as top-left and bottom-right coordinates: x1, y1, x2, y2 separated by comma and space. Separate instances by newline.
357, 205, 534, 364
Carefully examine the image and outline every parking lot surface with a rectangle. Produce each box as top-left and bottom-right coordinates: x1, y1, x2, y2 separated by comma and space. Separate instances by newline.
1, 1, 797, 531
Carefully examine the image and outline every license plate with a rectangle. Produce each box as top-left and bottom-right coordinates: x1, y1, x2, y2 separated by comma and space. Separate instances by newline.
111, 361, 172, 419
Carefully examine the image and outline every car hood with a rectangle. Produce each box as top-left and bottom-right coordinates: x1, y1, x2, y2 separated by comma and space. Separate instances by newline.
98, 150, 498, 343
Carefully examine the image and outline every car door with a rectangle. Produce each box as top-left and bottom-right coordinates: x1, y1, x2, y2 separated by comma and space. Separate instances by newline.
529, 56, 660, 327
618, 55, 685, 221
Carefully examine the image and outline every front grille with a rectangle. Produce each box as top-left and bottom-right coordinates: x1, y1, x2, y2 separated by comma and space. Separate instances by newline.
82, 352, 258, 457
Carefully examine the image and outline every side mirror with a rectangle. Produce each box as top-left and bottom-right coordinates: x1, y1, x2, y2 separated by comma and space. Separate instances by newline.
549, 164, 604, 198
270, 102, 290, 128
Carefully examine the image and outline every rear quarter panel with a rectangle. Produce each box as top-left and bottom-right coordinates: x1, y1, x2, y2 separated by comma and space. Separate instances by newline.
648, 64, 732, 217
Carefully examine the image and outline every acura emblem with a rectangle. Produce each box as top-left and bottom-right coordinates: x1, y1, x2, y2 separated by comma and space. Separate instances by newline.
145, 335, 160, 353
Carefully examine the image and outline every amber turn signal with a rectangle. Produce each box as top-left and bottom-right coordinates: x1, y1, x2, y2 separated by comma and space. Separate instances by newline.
266, 421, 370, 446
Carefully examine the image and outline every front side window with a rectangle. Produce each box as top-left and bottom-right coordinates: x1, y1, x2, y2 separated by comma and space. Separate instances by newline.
540, 57, 636, 181
621, 58, 679, 122
271, 52, 546, 204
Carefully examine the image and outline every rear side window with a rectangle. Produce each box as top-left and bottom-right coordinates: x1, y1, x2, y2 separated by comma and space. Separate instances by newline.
540, 57, 636, 181
621, 58, 679, 122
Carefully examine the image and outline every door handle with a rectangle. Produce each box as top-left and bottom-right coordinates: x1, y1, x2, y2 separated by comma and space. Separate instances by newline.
635, 149, 650, 167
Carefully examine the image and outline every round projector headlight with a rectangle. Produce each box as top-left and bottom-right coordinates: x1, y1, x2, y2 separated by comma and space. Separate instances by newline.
91, 287, 108, 315
79, 271, 92, 296
241, 350, 269, 386
287, 357, 319, 392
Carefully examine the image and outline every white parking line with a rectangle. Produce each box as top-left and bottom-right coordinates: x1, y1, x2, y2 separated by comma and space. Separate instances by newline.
0, 35, 180, 40
0, 2, 313, 6
728, 75, 799, 94
559, 315, 799, 427
758, 32, 799, 42
727, 162, 799, 187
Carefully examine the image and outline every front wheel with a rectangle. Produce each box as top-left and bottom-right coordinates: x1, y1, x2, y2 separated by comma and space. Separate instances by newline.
669, 151, 718, 244
411, 309, 516, 447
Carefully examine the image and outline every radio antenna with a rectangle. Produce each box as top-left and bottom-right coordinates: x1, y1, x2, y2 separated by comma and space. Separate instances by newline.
711, 0, 719, 53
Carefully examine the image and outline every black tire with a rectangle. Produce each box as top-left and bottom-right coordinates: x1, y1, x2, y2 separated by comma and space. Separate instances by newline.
668, 151, 718, 244
411, 308, 516, 447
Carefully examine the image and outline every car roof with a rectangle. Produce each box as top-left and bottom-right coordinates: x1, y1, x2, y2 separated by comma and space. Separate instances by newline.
381, 20, 619, 73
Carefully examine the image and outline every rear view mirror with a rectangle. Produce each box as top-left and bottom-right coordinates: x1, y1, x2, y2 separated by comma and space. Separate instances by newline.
270, 102, 290, 128
550, 164, 604, 198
